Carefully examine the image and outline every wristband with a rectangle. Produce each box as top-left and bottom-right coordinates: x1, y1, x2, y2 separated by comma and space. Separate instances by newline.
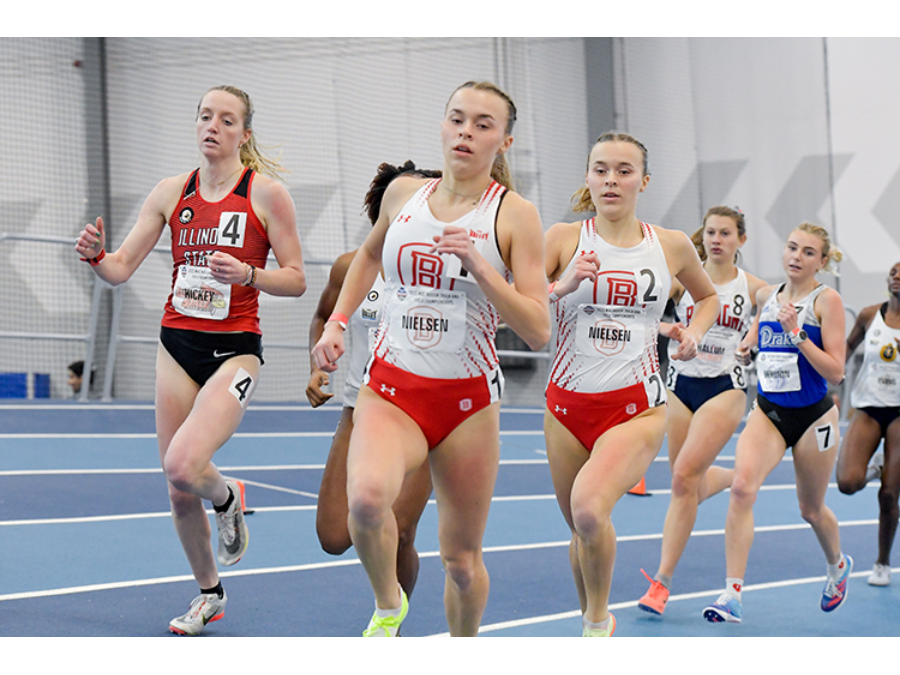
548, 282, 560, 303
328, 313, 349, 330
241, 264, 257, 287
80, 248, 106, 266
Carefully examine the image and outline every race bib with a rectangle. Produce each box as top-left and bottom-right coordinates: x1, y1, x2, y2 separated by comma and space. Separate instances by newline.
389, 287, 466, 353
696, 325, 741, 364
574, 304, 644, 360
172, 265, 231, 321
757, 351, 801, 393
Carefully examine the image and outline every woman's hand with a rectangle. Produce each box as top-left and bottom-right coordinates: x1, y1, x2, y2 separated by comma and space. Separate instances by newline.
208, 251, 249, 285
553, 250, 601, 298
75, 216, 106, 260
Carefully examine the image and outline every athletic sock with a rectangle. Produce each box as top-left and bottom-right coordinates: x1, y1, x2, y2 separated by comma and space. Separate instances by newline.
656, 573, 672, 589
725, 577, 743, 601
213, 485, 234, 514
827, 554, 846, 580
583, 615, 612, 632
200, 582, 224, 599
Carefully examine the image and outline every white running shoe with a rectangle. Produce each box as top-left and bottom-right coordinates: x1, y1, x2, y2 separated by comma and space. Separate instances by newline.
868, 563, 891, 586
216, 480, 249, 566
169, 591, 227, 636
866, 451, 884, 483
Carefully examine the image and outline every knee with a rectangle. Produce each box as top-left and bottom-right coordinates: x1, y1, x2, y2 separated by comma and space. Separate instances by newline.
837, 474, 866, 496
163, 453, 200, 495
798, 500, 826, 528
315, 521, 352, 556
347, 483, 391, 532
728, 473, 759, 510
570, 500, 611, 541
441, 550, 480, 593
671, 468, 702, 500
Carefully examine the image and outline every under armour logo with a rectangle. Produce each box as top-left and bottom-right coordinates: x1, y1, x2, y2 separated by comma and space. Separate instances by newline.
380, 384, 396, 396
555, 405, 567, 415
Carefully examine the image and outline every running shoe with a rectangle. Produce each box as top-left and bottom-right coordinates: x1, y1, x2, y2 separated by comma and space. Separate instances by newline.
216, 479, 249, 566
363, 588, 409, 637
702, 594, 743, 624
868, 563, 891, 587
821, 555, 853, 612
867, 451, 884, 483
169, 591, 227, 636
582, 613, 616, 637
637, 569, 669, 616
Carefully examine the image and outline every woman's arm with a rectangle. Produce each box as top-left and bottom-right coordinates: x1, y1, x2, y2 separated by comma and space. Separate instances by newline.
75, 176, 183, 285
433, 192, 550, 351
662, 227, 719, 361
844, 304, 877, 364
306, 250, 355, 407
779, 287, 847, 385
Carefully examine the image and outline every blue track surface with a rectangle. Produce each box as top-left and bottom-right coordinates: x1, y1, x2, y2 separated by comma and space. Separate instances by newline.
0, 401, 896, 638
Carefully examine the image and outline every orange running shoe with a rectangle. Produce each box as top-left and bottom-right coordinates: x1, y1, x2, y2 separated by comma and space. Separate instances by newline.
637, 569, 669, 616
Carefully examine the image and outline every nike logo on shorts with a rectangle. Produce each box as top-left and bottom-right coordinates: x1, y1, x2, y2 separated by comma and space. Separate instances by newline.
214, 350, 236, 359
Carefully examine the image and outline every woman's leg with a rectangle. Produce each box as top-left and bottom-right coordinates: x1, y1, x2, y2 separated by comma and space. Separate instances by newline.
429, 402, 501, 636
657, 389, 743, 580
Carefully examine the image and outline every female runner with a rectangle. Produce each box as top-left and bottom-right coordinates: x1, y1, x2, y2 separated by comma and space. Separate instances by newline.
75, 85, 306, 636
703, 223, 850, 624
836, 261, 900, 586
306, 161, 436, 599
638, 206, 767, 616
312, 81, 550, 637
544, 132, 718, 636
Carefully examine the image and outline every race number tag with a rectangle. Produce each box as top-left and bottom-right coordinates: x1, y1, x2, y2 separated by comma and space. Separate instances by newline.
217, 212, 247, 248
815, 422, 836, 452
229, 367, 256, 409
756, 351, 801, 393
172, 265, 231, 320
574, 304, 644, 360
389, 287, 466, 353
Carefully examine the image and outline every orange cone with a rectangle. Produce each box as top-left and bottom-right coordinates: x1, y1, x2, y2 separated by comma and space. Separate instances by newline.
628, 476, 649, 496
235, 479, 255, 515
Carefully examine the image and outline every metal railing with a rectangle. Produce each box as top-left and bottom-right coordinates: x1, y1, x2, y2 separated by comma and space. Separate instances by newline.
0, 233, 103, 402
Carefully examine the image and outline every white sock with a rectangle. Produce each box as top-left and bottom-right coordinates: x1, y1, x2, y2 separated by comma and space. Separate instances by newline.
827, 554, 847, 580
583, 615, 611, 631
725, 577, 743, 601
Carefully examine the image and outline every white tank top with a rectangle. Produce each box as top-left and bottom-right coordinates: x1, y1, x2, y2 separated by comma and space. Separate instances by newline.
851, 305, 900, 409
667, 267, 752, 387
342, 274, 385, 407
373, 179, 510, 379
549, 219, 671, 398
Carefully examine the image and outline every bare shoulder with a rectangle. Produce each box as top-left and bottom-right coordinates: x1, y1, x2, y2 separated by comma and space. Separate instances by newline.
744, 271, 770, 300
379, 174, 429, 222
144, 172, 191, 220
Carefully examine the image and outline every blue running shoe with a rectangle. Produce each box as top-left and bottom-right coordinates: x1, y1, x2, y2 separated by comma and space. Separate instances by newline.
821, 555, 853, 612
702, 594, 743, 624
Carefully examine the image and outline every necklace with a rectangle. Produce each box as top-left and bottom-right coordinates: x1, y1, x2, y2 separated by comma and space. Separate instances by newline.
200, 166, 242, 189
439, 181, 486, 204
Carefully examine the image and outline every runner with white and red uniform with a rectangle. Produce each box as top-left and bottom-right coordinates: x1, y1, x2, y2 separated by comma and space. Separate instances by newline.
312, 82, 549, 637
75, 86, 306, 636
306, 162, 436, 602
544, 132, 718, 637
637, 206, 767, 617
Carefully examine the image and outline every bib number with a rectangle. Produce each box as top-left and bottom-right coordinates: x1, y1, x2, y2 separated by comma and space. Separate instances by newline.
757, 351, 801, 393
172, 265, 231, 320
